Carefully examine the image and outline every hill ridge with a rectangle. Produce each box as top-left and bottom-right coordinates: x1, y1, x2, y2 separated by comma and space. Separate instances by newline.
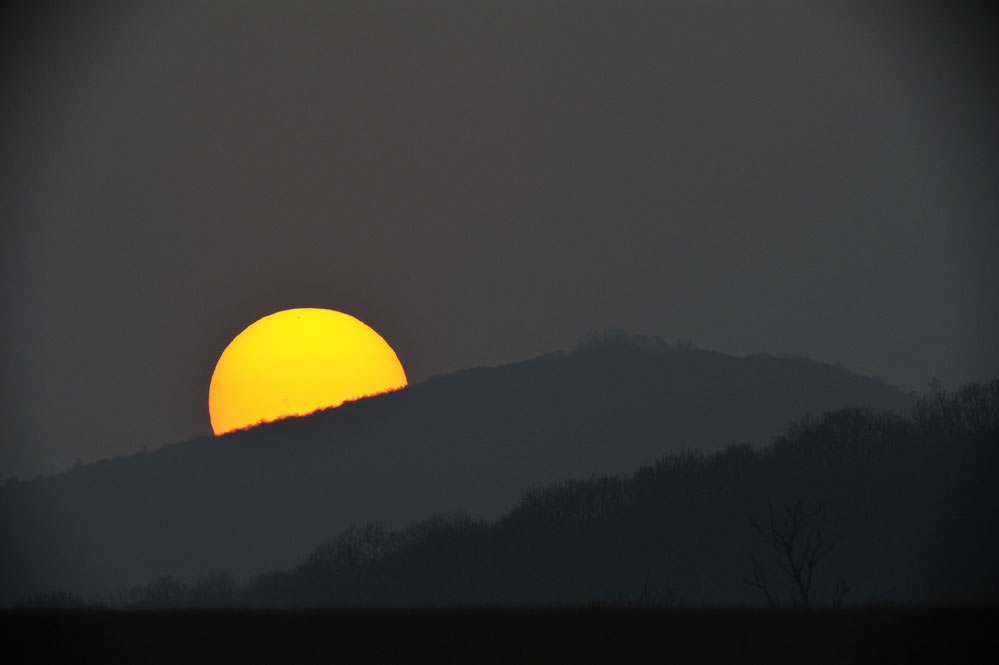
0, 343, 916, 602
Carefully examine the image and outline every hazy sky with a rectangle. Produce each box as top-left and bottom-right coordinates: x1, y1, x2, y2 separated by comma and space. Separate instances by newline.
2, 1, 996, 479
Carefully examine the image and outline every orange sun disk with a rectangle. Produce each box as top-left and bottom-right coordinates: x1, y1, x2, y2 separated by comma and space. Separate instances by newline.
208, 308, 407, 435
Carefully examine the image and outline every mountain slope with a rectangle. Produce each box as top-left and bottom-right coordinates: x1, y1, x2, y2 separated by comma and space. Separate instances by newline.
0, 344, 915, 601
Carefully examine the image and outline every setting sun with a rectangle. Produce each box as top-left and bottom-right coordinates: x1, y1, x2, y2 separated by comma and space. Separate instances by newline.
208, 308, 407, 435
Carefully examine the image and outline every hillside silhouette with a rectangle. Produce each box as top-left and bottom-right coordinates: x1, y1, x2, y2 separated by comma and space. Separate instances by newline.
112, 380, 996, 608
0, 333, 918, 603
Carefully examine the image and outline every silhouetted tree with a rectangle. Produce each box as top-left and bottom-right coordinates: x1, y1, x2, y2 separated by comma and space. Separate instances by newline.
306, 522, 392, 602
672, 337, 698, 351
189, 572, 236, 607
391, 513, 489, 604
745, 501, 845, 608
573, 328, 668, 354
130, 575, 187, 608
914, 379, 999, 444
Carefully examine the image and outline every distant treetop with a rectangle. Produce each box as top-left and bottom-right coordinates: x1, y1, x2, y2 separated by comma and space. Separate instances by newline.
573, 328, 690, 354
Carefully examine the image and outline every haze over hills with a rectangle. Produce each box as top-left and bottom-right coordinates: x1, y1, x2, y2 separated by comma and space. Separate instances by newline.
0, 334, 918, 602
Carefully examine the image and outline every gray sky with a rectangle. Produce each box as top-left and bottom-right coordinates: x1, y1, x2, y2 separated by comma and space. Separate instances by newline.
2, 1, 996, 480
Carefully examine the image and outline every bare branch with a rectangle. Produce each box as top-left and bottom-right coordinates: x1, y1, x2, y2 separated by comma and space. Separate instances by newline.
742, 556, 778, 608
832, 578, 850, 608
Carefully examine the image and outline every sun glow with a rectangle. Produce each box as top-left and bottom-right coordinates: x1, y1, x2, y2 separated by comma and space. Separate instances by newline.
208, 308, 407, 435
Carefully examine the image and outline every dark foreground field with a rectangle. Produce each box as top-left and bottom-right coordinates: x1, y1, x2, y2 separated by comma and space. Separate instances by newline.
4, 607, 992, 664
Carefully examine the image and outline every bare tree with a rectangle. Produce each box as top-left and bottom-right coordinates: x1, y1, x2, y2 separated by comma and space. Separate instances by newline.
307, 522, 392, 603
745, 500, 846, 608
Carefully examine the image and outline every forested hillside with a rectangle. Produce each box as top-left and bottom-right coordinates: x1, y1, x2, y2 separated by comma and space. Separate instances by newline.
115, 380, 997, 608
0, 337, 917, 603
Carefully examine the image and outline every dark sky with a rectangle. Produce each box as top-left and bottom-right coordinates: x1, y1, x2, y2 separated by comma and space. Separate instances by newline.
2, 1, 996, 480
